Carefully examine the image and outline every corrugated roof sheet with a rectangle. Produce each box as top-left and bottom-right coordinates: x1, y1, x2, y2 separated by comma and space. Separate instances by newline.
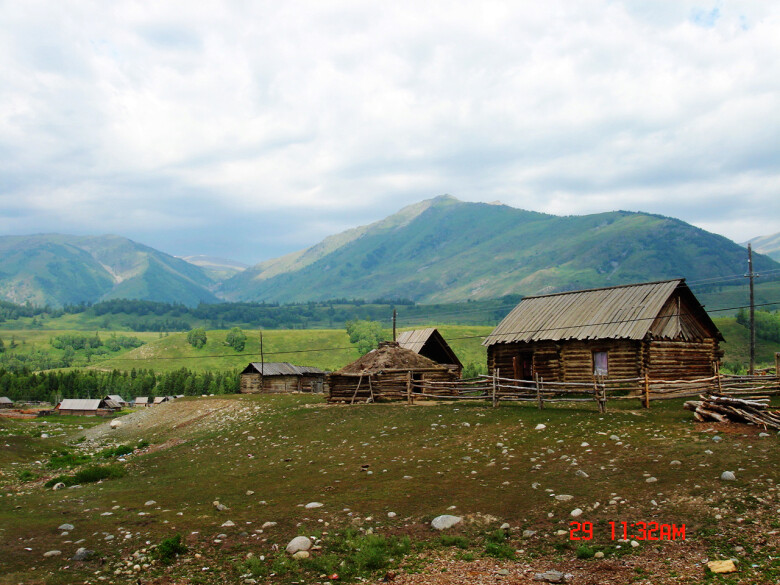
244, 362, 325, 376
135, 397, 149, 404
105, 395, 127, 404
485, 280, 684, 345
0, 397, 13, 404
396, 328, 436, 353
59, 399, 103, 411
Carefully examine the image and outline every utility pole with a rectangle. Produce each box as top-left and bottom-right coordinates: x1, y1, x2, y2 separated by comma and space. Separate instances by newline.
746, 244, 758, 375
260, 331, 265, 391
392, 309, 397, 342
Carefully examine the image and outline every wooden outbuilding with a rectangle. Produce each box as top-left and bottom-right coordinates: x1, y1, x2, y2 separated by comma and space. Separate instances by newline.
0, 397, 13, 409
134, 397, 150, 407
240, 362, 327, 394
328, 341, 460, 403
396, 328, 463, 374
485, 279, 723, 383
57, 398, 118, 416
104, 394, 129, 408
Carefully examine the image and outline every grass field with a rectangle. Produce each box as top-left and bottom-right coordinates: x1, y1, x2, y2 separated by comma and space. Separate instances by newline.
0, 394, 777, 584
91, 326, 494, 374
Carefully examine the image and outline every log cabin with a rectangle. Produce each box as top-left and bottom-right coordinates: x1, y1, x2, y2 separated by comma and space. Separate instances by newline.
0, 397, 13, 409
240, 362, 327, 394
56, 398, 119, 416
396, 328, 463, 375
328, 341, 460, 403
484, 279, 723, 383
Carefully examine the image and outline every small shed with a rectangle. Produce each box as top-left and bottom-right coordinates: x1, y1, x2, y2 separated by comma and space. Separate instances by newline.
396, 328, 463, 374
104, 395, 129, 408
240, 362, 327, 394
57, 398, 118, 416
485, 279, 723, 383
328, 341, 460, 403
0, 397, 13, 409
153, 396, 174, 405
135, 397, 150, 407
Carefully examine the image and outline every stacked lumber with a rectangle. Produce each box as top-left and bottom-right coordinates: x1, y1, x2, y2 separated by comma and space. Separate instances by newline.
684, 394, 780, 430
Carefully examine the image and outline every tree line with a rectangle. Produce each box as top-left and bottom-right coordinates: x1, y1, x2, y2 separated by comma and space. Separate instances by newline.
0, 367, 240, 404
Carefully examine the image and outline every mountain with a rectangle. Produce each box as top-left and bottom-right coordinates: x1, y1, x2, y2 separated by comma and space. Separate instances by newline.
220, 195, 780, 303
181, 255, 248, 282
744, 232, 780, 261
0, 234, 218, 307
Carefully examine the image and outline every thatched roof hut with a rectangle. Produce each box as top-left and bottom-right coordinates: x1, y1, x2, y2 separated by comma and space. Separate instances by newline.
328, 341, 460, 403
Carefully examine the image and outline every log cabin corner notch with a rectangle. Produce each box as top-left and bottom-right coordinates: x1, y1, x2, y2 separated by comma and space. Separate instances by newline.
484, 279, 724, 383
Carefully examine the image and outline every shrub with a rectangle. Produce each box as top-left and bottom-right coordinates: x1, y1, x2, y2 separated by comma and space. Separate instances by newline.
73, 464, 125, 484
440, 535, 470, 549
47, 450, 91, 469
99, 444, 134, 458
137, 439, 150, 449
576, 544, 596, 559
152, 534, 187, 565
18, 470, 37, 482
484, 541, 515, 559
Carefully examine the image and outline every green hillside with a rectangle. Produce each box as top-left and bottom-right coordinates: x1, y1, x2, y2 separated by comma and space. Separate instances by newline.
220, 195, 780, 303
0, 234, 218, 307
94, 325, 493, 374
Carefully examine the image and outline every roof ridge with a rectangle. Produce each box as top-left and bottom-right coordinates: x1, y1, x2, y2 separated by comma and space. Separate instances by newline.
520, 278, 685, 300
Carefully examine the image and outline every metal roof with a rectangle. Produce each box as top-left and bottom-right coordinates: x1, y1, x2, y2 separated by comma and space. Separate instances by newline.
105, 395, 127, 404
0, 397, 13, 404
135, 397, 149, 404
58, 399, 104, 411
242, 362, 326, 376
485, 279, 701, 345
396, 328, 437, 353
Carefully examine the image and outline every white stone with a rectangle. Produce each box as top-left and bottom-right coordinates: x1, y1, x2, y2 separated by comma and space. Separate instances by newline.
609, 435, 620, 441
286, 536, 312, 554
721, 471, 736, 481
58, 523, 74, 531
431, 515, 462, 530
292, 550, 310, 559
43, 550, 61, 557
304, 502, 323, 509
261, 522, 277, 529
631, 540, 640, 548
594, 551, 605, 558
535, 424, 546, 430
645, 477, 657, 483
576, 470, 589, 478
387, 512, 397, 518
555, 494, 573, 502
570, 508, 583, 518
145, 500, 156, 506
221, 520, 235, 527
110, 419, 123, 429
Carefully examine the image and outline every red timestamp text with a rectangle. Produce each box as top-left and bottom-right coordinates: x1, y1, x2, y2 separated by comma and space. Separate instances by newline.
569, 521, 686, 541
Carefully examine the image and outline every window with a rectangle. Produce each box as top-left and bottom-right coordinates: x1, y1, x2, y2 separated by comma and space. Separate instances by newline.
593, 351, 608, 376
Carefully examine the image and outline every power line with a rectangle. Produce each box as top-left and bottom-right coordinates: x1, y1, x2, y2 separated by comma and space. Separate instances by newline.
101, 298, 780, 362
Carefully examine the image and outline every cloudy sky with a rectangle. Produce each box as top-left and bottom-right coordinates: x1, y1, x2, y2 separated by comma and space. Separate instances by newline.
1, 1, 778, 264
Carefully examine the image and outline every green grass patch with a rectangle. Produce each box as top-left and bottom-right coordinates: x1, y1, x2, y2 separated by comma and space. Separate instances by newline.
43, 464, 125, 487
439, 535, 470, 549
151, 533, 187, 565
46, 450, 91, 469
98, 444, 135, 458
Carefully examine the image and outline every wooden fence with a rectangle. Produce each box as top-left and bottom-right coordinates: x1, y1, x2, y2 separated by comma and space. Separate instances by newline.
409, 367, 780, 410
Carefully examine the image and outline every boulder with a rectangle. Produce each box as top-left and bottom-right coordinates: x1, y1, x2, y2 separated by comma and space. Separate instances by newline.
43, 550, 62, 558
58, 523, 75, 531
71, 547, 94, 561
304, 502, 323, 509
110, 419, 122, 429
292, 550, 310, 559
431, 515, 462, 530
720, 471, 736, 481
286, 536, 312, 554
52, 482, 66, 491
707, 560, 737, 574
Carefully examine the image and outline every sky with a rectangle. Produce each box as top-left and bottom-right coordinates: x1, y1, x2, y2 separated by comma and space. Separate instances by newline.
1, 1, 779, 265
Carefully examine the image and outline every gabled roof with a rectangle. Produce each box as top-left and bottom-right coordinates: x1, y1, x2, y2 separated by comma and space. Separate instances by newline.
105, 395, 127, 404
241, 362, 326, 376
485, 279, 722, 345
135, 397, 149, 404
0, 397, 13, 404
396, 328, 462, 368
58, 399, 104, 411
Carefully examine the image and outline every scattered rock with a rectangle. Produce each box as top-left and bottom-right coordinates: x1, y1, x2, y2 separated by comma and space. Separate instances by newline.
41, 433, 49, 438
58, 524, 75, 531
645, 477, 657, 483
575, 470, 589, 478
609, 435, 619, 441
213, 501, 228, 511
555, 494, 573, 502
387, 512, 397, 518
246, 490, 255, 495
712, 436, 722, 443
500, 522, 510, 531
110, 419, 122, 429
71, 547, 94, 561
594, 551, 604, 558
261, 522, 277, 529
52, 482, 66, 491
535, 424, 547, 430
145, 500, 156, 506
533, 570, 571, 583
496, 568, 510, 576
286, 536, 312, 554
43, 550, 61, 558
707, 559, 737, 573
304, 502, 324, 509
670, 460, 681, 466
570, 508, 583, 518
431, 515, 462, 530
221, 520, 235, 527
630, 540, 640, 548
522, 530, 536, 538
292, 550, 310, 559
721, 471, 736, 481
758, 432, 770, 438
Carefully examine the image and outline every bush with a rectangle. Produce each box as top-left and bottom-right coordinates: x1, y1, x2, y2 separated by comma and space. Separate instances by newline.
152, 534, 187, 565
484, 541, 515, 559
576, 544, 596, 559
225, 327, 247, 352
18, 470, 37, 482
44, 464, 124, 487
186, 328, 207, 349
137, 439, 150, 449
47, 450, 91, 469
440, 535, 470, 549
99, 444, 134, 458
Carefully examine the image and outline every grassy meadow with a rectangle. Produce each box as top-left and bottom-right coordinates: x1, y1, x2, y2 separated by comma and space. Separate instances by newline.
0, 394, 777, 584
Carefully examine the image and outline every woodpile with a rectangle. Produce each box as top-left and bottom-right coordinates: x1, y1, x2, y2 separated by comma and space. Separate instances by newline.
684, 394, 780, 430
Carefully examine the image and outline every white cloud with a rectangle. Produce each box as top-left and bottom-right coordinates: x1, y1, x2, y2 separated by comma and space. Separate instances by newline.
1, 0, 779, 262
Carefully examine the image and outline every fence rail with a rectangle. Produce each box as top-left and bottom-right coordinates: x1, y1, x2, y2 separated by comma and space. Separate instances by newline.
406, 368, 780, 411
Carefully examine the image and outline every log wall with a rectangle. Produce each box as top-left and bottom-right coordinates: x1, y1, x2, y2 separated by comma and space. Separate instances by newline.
240, 373, 326, 394
645, 339, 719, 379
328, 368, 459, 403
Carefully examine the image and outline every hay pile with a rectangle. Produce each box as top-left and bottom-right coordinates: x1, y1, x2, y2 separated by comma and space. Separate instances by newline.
337, 342, 442, 374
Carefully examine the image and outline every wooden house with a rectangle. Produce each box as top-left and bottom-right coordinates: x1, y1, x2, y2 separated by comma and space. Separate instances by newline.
328, 341, 460, 403
240, 362, 327, 394
0, 397, 13, 409
57, 398, 118, 416
396, 328, 463, 374
485, 279, 723, 383
134, 397, 150, 407
104, 394, 129, 408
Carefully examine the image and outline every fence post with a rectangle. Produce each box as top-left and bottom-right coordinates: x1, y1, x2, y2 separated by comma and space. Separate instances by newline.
600, 380, 607, 413
535, 374, 544, 410
492, 368, 498, 407
406, 371, 412, 405
715, 362, 723, 395
643, 372, 650, 409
